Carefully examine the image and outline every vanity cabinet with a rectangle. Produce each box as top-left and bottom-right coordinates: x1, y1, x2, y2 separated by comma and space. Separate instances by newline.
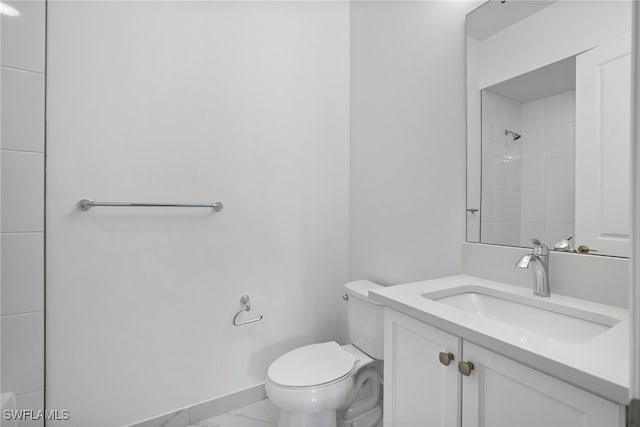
461, 341, 624, 427
383, 308, 459, 426
384, 308, 625, 427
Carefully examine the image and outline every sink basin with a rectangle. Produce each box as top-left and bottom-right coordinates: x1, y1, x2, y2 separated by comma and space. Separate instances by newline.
422, 286, 620, 343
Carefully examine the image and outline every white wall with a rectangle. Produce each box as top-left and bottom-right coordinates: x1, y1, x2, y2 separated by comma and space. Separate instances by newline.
349, 1, 476, 285
46, 2, 349, 426
1, 0, 46, 422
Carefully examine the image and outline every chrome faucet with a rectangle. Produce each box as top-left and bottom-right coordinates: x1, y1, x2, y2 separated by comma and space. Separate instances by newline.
516, 238, 550, 297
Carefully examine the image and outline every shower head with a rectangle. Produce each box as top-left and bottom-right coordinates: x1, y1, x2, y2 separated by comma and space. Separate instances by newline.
505, 129, 522, 141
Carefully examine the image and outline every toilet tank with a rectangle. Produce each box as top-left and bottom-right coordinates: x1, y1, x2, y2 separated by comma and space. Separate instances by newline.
345, 280, 384, 359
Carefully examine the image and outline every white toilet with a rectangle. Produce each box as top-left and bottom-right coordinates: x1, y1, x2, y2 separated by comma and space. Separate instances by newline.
266, 280, 384, 427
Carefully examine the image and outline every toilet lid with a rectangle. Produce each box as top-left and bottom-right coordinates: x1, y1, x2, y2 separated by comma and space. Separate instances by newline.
268, 341, 356, 387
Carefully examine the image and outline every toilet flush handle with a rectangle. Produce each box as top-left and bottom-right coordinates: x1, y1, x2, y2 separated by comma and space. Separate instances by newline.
342, 294, 349, 301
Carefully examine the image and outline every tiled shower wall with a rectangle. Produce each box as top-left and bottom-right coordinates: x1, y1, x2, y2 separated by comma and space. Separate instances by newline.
1, 0, 46, 424
519, 90, 575, 247
481, 90, 522, 246
481, 89, 575, 248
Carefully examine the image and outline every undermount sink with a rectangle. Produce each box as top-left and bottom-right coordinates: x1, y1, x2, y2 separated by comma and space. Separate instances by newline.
422, 286, 620, 343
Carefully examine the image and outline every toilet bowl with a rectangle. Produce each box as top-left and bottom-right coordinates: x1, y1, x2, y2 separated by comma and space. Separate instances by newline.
266, 281, 384, 427
266, 342, 380, 427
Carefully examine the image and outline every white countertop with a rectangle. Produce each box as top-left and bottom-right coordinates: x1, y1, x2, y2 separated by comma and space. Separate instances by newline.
369, 275, 630, 405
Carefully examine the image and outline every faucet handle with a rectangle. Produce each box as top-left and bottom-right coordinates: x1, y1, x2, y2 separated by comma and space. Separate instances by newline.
529, 237, 549, 255
554, 234, 574, 252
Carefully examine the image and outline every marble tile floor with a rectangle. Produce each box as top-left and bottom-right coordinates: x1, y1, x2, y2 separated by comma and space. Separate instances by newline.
188, 399, 279, 427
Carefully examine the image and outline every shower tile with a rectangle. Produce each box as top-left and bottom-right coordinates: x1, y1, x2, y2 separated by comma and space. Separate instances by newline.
521, 99, 544, 132
545, 223, 574, 248
1, 67, 45, 152
506, 101, 521, 134
481, 91, 497, 124
481, 120, 497, 157
521, 192, 545, 223
501, 136, 522, 161
544, 157, 574, 191
499, 159, 521, 192
545, 122, 575, 158
0, 0, 46, 72
0, 151, 44, 232
480, 222, 497, 244
545, 190, 574, 224
492, 222, 521, 247
481, 155, 499, 190
481, 190, 496, 223
1, 232, 44, 315
544, 91, 575, 125
520, 128, 545, 160
1, 311, 44, 395
521, 160, 544, 192
521, 222, 545, 247
494, 92, 509, 127
494, 191, 521, 223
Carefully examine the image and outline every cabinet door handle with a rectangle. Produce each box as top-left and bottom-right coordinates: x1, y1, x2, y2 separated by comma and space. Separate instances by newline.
438, 352, 455, 366
458, 361, 474, 376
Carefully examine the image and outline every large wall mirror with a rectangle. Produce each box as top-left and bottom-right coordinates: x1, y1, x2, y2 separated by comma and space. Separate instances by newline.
466, 0, 633, 257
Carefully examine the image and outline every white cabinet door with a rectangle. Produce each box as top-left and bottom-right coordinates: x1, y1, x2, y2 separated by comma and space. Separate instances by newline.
384, 308, 460, 427
461, 341, 624, 427
575, 34, 632, 257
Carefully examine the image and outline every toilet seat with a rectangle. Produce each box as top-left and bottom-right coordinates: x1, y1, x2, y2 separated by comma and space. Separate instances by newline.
266, 343, 380, 427
267, 342, 356, 388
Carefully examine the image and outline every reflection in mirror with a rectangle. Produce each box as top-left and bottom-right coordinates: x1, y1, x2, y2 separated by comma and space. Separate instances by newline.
466, 0, 632, 257
481, 57, 576, 249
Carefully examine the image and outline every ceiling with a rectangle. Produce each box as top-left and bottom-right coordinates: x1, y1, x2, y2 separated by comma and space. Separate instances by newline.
484, 56, 576, 103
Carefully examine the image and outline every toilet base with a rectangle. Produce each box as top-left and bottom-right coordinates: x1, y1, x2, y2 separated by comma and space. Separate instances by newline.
338, 405, 382, 427
276, 403, 383, 427
277, 409, 337, 427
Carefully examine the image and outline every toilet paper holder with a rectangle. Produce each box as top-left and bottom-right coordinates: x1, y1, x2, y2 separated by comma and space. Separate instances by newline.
232, 295, 263, 327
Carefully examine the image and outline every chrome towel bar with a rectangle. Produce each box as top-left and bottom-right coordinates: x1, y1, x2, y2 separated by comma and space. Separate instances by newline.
77, 199, 223, 212
232, 295, 263, 327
